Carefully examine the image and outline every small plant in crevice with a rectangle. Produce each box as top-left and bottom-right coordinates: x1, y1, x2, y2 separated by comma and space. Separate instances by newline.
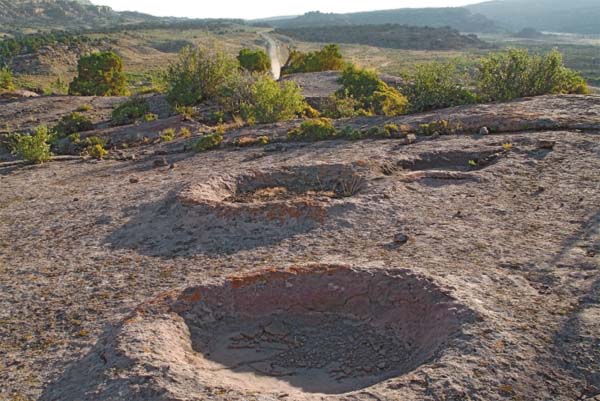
160, 128, 176, 142
417, 120, 463, 136
233, 135, 270, 147
193, 132, 223, 152
288, 118, 337, 142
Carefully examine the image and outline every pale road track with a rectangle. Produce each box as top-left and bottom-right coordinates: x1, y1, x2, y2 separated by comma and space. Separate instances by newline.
261, 33, 281, 80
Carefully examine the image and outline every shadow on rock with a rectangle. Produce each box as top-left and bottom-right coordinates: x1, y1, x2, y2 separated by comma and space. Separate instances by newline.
106, 191, 350, 257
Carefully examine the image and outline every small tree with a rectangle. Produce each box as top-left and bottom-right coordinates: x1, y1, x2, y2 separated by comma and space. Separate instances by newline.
282, 44, 345, 74
241, 76, 306, 123
165, 45, 239, 107
8, 125, 53, 164
238, 48, 271, 74
403, 61, 477, 112
69, 51, 127, 96
477, 49, 588, 102
0, 67, 15, 91
337, 65, 408, 116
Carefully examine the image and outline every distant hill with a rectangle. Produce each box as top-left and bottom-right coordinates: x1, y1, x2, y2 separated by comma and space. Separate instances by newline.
259, 8, 500, 33
276, 24, 490, 51
0, 0, 162, 32
467, 0, 600, 34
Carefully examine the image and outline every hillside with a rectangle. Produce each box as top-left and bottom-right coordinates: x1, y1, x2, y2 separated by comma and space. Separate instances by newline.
0, 0, 161, 32
261, 8, 500, 33
275, 25, 489, 51
467, 0, 600, 34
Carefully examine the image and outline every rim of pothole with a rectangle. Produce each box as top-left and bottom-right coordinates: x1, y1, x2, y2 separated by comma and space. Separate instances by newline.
44, 265, 476, 401
178, 164, 368, 222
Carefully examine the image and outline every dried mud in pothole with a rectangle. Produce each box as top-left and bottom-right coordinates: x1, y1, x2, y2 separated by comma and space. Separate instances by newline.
41, 266, 474, 400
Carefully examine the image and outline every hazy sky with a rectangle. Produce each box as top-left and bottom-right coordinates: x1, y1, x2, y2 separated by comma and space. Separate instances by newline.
91, 0, 483, 20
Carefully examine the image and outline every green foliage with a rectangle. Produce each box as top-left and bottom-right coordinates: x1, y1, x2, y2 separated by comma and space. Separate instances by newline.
417, 120, 463, 136
337, 65, 408, 116
165, 46, 238, 107
282, 44, 345, 74
44, 76, 69, 95
288, 118, 337, 141
175, 105, 197, 120
320, 96, 370, 118
69, 51, 128, 96
238, 48, 271, 73
87, 144, 108, 160
477, 49, 589, 102
76, 103, 93, 112
143, 113, 158, 122
403, 61, 478, 112
179, 127, 192, 138
193, 132, 223, 152
0, 67, 15, 91
111, 96, 150, 126
241, 76, 306, 124
233, 135, 270, 147
160, 128, 176, 142
54, 112, 94, 136
8, 125, 53, 164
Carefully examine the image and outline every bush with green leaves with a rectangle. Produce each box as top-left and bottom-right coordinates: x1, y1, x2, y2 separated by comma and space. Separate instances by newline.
288, 118, 337, 141
69, 51, 128, 96
282, 44, 344, 75
54, 112, 94, 136
241, 76, 306, 124
165, 46, 239, 107
403, 61, 477, 112
111, 96, 150, 126
193, 132, 223, 152
238, 48, 271, 73
477, 49, 589, 102
8, 126, 53, 164
0, 67, 15, 91
320, 96, 370, 118
160, 128, 176, 142
337, 65, 408, 116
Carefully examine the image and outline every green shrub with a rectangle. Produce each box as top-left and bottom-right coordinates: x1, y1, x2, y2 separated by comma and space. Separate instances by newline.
175, 105, 197, 120
84, 136, 107, 147
111, 96, 150, 126
54, 112, 94, 136
337, 65, 408, 116
87, 144, 108, 160
76, 103, 93, 112
403, 61, 477, 112
241, 76, 306, 123
160, 128, 176, 142
0, 67, 15, 91
288, 118, 337, 141
165, 46, 238, 107
238, 48, 271, 73
8, 125, 53, 164
193, 132, 223, 152
69, 51, 128, 96
282, 44, 344, 74
320, 96, 370, 118
417, 120, 463, 136
477, 49, 589, 102
143, 113, 158, 122
44, 76, 69, 95
234, 135, 270, 147
179, 127, 192, 138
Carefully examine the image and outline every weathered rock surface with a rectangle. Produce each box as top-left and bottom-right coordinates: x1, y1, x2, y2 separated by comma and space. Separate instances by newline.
0, 95, 599, 401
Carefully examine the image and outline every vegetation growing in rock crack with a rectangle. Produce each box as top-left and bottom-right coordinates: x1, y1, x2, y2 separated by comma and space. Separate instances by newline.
112, 96, 151, 126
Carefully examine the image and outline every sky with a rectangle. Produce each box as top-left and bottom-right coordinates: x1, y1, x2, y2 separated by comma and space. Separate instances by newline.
90, 0, 484, 20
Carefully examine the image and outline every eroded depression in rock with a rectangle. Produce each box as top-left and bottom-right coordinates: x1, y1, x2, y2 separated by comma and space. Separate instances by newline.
176, 266, 472, 394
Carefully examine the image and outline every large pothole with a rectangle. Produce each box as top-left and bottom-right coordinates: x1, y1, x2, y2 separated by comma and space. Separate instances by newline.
179, 163, 366, 223
41, 265, 475, 400
397, 149, 503, 172
174, 265, 474, 395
